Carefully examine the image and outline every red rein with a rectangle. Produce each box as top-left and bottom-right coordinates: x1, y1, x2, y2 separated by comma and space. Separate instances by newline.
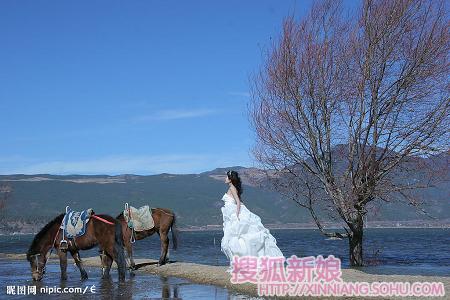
91, 214, 115, 225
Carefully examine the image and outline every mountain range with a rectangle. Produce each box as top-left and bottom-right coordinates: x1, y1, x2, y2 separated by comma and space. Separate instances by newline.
0, 155, 448, 232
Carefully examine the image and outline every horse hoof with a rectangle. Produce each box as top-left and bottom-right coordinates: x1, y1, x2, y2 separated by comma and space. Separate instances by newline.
130, 271, 135, 277
61, 275, 68, 281
81, 273, 88, 280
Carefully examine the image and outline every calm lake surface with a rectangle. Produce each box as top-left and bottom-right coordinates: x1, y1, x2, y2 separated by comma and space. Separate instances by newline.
1, 228, 449, 299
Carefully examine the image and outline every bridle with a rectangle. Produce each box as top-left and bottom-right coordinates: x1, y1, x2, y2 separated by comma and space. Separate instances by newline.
29, 253, 47, 277
125, 203, 136, 244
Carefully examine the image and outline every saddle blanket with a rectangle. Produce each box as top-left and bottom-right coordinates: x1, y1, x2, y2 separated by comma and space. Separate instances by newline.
60, 207, 93, 238
123, 205, 154, 231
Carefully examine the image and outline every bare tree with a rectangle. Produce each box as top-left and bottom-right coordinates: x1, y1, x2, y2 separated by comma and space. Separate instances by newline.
0, 183, 12, 230
250, 0, 449, 266
0, 184, 12, 211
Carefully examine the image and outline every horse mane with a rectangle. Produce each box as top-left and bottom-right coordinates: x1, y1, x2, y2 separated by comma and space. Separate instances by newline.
26, 213, 65, 261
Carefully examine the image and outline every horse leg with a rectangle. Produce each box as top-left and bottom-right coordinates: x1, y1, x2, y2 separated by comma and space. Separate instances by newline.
158, 231, 169, 266
124, 243, 136, 277
101, 251, 113, 279
101, 235, 126, 281
124, 241, 136, 270
58, 249, 68, 280
71, 250, 88, 280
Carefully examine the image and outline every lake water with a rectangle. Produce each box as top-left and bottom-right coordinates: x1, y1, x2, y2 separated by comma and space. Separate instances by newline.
0, 228, 449, 299
0, 259, 241, 299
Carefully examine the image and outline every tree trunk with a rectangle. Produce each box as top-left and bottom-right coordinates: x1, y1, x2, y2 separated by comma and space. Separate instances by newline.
348, 215, 364, 266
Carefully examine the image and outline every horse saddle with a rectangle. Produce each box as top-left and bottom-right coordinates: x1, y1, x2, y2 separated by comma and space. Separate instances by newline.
60, 207, 94, 238
123, 205, 154, 231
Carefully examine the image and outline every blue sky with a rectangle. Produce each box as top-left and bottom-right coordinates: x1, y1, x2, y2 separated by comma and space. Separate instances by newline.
0, 0, 316, 175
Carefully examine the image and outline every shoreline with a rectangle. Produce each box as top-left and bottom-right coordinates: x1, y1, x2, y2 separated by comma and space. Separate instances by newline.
1, 225, 449, 236
1, 253, 449, 299
183, 225, 450, 231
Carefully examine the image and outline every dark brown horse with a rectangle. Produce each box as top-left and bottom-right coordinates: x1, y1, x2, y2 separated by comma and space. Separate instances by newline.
26, 213, 126, 281
116, 207, 178, 268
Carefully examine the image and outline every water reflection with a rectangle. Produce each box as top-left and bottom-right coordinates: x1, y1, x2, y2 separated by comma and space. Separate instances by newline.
92, 274, 184, 299
99, 277, 114, 299
0, 259, 235, 299
160, 276, 178, 299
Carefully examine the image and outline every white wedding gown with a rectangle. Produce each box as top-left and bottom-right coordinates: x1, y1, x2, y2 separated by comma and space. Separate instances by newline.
221, 193, 283, 262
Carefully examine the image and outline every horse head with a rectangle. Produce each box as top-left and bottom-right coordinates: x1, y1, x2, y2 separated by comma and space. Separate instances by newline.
27, 252, 47, 281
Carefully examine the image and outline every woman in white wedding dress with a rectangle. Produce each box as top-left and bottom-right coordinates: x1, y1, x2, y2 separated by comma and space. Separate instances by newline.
221, 170, 283, 264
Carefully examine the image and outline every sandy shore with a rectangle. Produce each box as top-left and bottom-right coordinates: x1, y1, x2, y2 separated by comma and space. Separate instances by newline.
2, 253, 448, 299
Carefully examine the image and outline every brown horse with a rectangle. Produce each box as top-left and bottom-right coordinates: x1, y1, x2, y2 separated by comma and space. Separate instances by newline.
26, 213, 126, 282
116, 207, 178, 269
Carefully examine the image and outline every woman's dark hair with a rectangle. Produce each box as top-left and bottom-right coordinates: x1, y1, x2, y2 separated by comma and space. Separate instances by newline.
227, 170, 243, 197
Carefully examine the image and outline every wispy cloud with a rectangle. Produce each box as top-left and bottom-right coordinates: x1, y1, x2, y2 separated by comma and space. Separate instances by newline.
0, 153, 252, 175
133, 108, 217, 122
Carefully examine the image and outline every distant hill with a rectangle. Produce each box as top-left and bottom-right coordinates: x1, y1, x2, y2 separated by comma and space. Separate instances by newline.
0, 171, 305, 229
0, 155, 448, 232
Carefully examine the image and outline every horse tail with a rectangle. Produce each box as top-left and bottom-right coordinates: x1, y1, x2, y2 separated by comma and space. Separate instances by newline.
113, 220, 126, 281
170, 213, 179, 250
